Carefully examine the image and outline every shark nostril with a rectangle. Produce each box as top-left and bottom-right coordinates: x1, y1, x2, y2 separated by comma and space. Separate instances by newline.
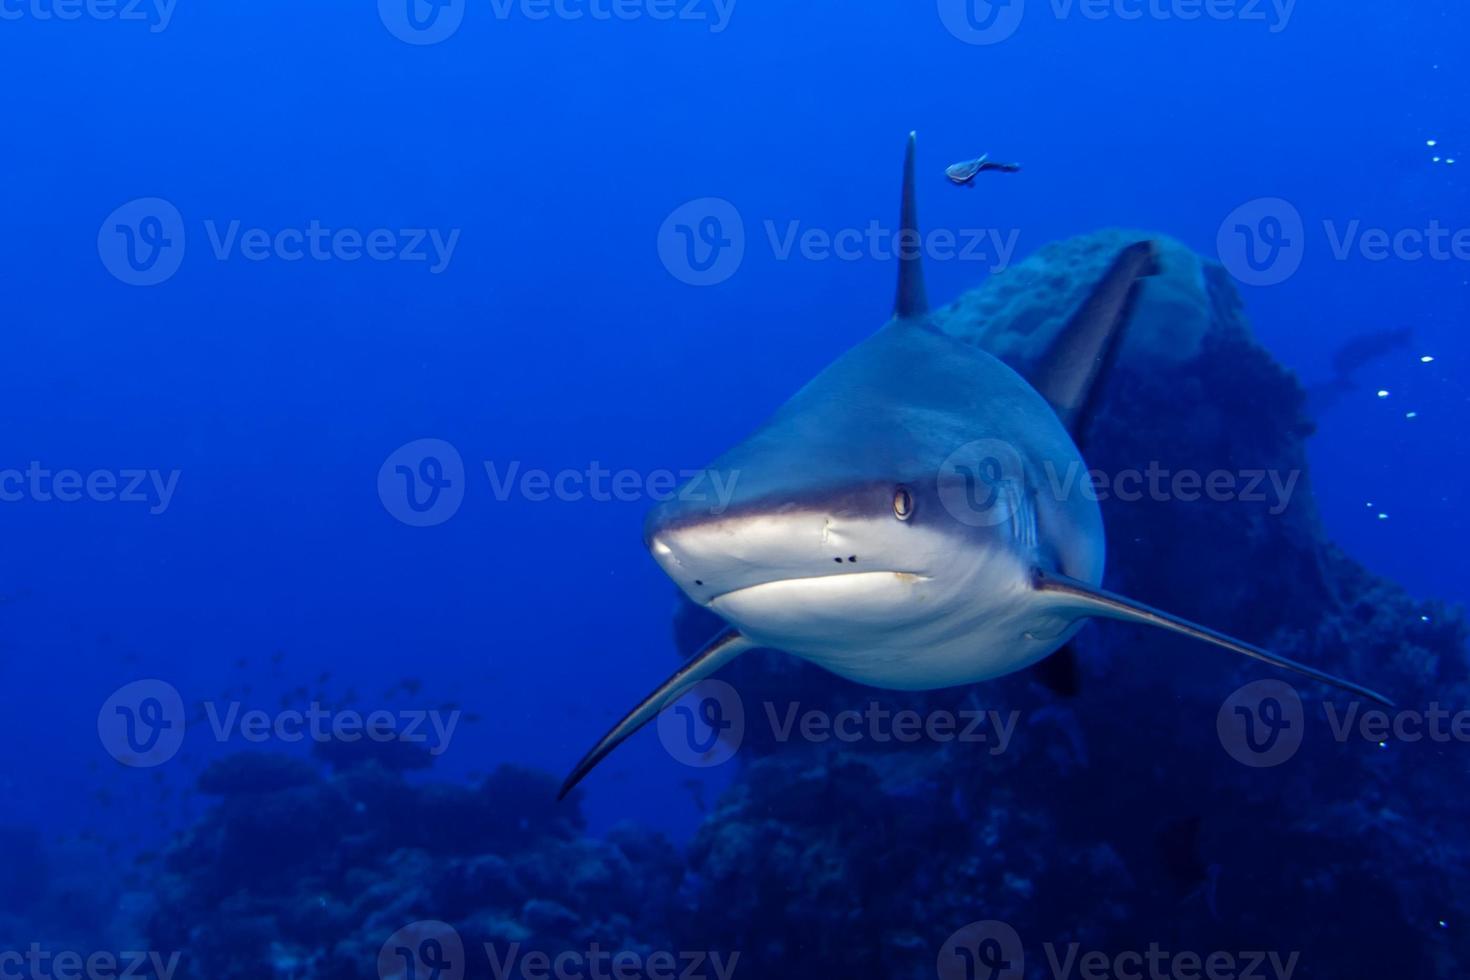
695, 580, 704, 586
848, 555, 858, 563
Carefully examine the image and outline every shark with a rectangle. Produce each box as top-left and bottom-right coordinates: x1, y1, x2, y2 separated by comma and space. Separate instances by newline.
559, 133, 1392, 799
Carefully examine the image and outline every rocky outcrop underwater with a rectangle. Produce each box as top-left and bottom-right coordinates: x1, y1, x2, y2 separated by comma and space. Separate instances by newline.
141, 232, 1467, 979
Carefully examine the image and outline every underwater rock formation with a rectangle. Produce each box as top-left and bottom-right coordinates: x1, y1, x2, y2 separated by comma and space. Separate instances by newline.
146, 760, 683, 977
141, 231, 1467, 978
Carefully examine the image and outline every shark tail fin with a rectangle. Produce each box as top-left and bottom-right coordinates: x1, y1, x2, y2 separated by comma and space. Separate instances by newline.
1034, 570, 1394, 707
1029, 240, 1161, 440
558, 627, 754, 801
893, 131, 929, 320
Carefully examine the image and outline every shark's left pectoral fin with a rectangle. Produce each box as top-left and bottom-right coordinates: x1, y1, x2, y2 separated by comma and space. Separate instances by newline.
1034, 570, 1394, 707
558, 627, 755, 800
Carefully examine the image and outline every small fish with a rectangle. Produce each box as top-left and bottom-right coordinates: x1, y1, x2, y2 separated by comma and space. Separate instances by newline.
945, 153, 1022, 185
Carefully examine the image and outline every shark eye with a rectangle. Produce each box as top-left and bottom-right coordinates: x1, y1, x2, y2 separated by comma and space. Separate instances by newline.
893, 486, 915, 521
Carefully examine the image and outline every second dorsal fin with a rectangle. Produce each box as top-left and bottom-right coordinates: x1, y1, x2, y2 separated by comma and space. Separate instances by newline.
893, 131, 928, 320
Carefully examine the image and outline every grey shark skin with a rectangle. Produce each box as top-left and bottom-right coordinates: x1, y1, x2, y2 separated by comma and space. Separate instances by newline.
558, 133, 1392, 800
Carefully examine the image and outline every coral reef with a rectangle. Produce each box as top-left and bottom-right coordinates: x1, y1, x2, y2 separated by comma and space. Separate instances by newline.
146, 758, 683, 977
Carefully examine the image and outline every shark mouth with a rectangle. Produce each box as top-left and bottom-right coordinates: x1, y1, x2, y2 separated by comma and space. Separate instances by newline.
707, 570, 932, 604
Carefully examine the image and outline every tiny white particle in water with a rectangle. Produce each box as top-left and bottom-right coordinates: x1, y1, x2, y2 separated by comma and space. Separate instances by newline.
1434, 156, 1443, 163
1450, 159, 1459, 165
1378, 513, 1389, 520
1407, 411, 1418, 419
1428, 139, 1439, 147
1440, 920, 1448, 929
1377, 389, 1390, 398
1422, 615, 1432, 623
1421, 355, 1435, 363
1379, 741, 1388, 749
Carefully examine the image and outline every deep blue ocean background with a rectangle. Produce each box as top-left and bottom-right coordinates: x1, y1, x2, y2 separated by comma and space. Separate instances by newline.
1, 0, 1467, 958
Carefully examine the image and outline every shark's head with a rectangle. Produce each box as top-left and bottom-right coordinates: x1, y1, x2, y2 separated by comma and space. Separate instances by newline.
640, 321, 1078, 678
644, 467, 1015, 654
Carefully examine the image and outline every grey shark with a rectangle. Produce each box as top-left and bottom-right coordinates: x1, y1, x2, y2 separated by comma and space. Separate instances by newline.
559, 133, 1391, 799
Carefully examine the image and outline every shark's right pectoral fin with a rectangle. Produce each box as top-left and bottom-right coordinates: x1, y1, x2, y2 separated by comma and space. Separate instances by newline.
558, 627, 755, 801
1034, 571, 1394, 707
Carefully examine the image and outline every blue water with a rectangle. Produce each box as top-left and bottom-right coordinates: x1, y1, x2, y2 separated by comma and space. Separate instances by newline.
1, 0, 1466, 969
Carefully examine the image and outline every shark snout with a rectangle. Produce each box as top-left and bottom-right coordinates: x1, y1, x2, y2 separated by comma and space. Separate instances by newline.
644, 499, 885, 606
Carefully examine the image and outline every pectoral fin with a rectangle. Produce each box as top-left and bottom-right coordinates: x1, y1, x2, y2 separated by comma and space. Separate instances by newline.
1034, 570, 1394, 707
558, 627, 754, 800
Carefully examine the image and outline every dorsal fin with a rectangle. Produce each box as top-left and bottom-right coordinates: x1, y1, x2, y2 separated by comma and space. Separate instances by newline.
1029, 240, 1160, 438
893, 131, 928, 320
